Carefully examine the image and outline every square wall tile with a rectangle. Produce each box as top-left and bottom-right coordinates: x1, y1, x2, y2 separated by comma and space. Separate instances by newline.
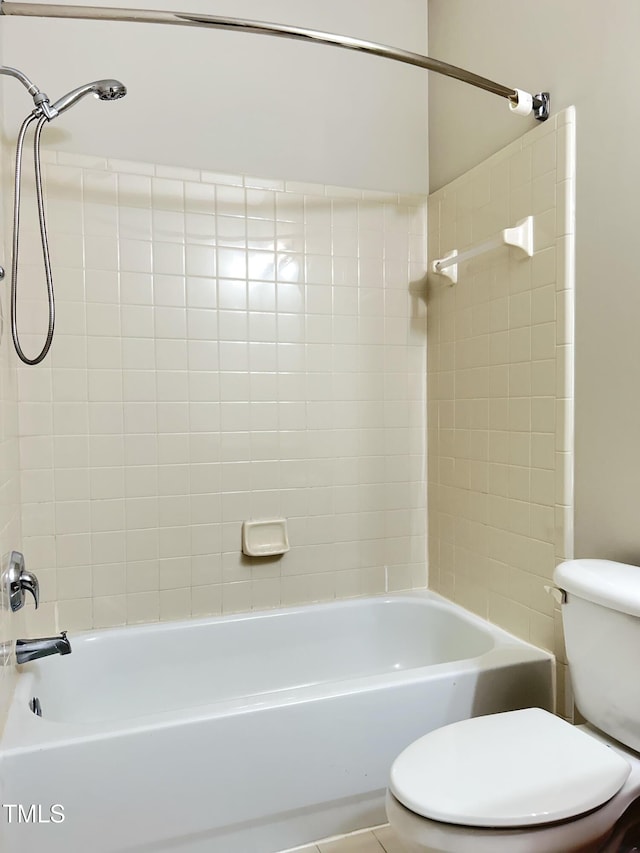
14, 150, 427, 636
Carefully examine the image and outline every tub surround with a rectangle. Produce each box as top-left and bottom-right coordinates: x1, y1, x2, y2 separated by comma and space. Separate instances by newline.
0, 591, 553, 853
1, 112, 577, 738
12, 154, 427, 637
427, 107, 575, 707
0, 134, 26, 726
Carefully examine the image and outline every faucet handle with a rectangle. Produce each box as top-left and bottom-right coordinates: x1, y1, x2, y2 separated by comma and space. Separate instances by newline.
4, 551, 39, 612
20, 570, 39, 610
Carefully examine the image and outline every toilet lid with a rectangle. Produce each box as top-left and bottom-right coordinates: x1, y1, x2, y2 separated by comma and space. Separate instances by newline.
390, 708, 631, 828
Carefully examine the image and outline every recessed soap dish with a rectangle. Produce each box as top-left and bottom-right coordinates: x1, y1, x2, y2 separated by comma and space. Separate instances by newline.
242, 519, 290, 557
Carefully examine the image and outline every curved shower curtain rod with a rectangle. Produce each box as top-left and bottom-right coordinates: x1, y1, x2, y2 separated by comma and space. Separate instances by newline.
0, 1, 550, 121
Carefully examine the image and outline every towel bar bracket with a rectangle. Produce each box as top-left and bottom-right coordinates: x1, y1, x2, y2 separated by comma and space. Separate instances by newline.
432, 216, 534, 286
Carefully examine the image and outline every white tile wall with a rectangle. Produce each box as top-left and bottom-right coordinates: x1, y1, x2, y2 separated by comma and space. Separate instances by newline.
0, 134, 25, 726
426, 108, 575, 702
13, 153, 427, 634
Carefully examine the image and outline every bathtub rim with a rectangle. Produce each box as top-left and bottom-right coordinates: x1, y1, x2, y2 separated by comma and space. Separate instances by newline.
9, 588, 543, 651
1, 590, 554, 752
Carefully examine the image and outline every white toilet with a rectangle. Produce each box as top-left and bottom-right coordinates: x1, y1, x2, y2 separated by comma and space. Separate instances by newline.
386, 559, 640, 853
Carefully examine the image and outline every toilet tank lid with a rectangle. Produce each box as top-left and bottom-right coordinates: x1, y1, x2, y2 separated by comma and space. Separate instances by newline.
555, 559, 640, 617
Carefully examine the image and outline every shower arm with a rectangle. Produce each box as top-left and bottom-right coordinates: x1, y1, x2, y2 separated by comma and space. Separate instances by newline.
0, 1, 550, 121
0, 64, 57, 118
0, 64, 39, 95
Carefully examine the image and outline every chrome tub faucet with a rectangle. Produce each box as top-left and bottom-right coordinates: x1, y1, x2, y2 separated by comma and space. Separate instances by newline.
2, 551, 72, 664
15, 631, 71, 664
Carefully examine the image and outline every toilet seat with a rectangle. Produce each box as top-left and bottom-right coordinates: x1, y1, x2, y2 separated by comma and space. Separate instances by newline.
390, 709, 631, 828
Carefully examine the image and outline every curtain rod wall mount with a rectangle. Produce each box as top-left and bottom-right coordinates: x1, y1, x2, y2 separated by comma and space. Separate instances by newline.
0, 1, 551, 122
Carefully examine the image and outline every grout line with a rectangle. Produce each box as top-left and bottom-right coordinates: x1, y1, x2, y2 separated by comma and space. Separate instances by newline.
279, 824, 390, 852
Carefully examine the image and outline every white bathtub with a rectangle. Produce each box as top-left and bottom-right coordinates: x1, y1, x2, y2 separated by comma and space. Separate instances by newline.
0, 591, 553, 853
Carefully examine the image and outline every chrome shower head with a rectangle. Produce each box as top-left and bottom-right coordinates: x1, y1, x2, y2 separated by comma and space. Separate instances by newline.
50, 79, 127, 116
95, 80, 128, 102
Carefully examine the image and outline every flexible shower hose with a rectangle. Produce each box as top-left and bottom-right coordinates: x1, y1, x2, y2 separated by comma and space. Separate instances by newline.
10, 110, 55, 365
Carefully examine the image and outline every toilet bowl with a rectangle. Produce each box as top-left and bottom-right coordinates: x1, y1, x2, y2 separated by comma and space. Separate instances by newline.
387, 714, 640, 852
386, 559, 640, 852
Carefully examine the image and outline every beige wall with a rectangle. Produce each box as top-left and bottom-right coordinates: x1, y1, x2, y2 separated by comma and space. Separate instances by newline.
1, 0, 428, 193
428, 0, 640, 562
427, 108, 575, 711
15, 151, 427, 635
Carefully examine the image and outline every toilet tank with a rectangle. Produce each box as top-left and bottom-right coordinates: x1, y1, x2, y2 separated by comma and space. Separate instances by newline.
555, 559, 640, 752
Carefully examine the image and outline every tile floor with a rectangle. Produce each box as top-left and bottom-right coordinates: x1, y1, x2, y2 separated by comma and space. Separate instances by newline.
283, 823, 406, 852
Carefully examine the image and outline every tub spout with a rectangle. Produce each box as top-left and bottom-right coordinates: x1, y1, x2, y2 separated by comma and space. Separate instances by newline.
16, 631, 71, 664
